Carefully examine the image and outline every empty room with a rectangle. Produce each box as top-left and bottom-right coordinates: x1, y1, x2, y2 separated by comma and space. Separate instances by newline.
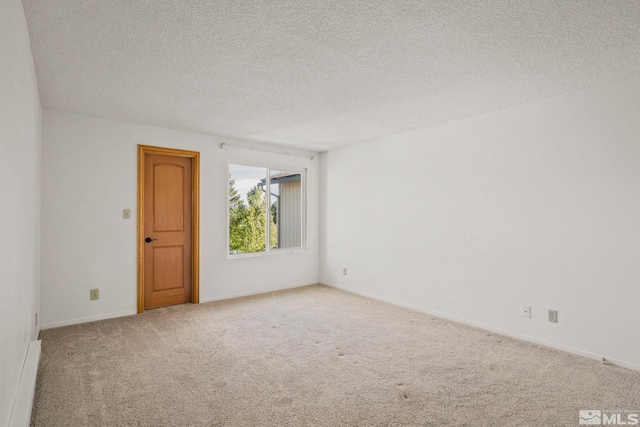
2, 0, 640, 426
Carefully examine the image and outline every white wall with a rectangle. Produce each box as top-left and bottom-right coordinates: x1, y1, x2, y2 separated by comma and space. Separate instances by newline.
40, 110, 319, 328
0, 0, 42, 424
320, 76, 640, 370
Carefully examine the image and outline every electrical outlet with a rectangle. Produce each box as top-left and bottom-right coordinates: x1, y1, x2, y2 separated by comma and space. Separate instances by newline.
548, 309, 558, 323
521, 305, 531, 318
123, 209, 131, 219
343, 268, 347, 276
90, 288, 99, 300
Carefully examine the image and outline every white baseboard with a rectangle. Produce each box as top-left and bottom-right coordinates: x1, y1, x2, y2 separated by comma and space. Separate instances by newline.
31, 325, 40, 341
9, 340, 41, 427
320, 281, 640, 373
200, 281, 319, 304
41, 282, 320, 329
42, 283, 321, 329
41, 309, 137, 330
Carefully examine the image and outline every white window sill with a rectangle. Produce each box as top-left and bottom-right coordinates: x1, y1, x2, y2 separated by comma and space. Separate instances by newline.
227, 247, 307, 260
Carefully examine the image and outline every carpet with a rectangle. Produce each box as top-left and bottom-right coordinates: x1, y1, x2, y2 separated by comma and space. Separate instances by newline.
31, 285, 640, 426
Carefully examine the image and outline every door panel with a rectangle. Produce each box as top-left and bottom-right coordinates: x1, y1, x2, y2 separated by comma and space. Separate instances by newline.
152, 246, 184, 291
143, 154, 192, 309
153, 164, 185, 232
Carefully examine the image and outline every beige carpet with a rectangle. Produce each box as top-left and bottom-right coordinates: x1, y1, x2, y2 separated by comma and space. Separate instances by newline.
31, 285, 640, 426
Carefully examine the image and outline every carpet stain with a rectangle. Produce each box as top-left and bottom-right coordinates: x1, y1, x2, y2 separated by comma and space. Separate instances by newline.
276, 397, 293, 405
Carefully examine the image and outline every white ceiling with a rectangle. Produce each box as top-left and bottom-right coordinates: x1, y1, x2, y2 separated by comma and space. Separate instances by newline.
22, 1, 640, 152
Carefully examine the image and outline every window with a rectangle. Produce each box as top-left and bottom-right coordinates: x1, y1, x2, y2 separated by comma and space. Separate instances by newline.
228, 164, 305, 256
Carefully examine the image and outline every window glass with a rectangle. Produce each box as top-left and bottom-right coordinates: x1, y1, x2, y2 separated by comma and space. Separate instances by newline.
229, 164, 304, 256
269, 170, 302, 249
228, 165, 268, 254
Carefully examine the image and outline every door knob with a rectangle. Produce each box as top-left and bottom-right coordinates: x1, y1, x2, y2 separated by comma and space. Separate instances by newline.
145, 237, 158, 243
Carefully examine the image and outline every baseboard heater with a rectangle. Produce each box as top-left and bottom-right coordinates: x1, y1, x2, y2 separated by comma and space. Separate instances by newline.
9, 340, 41, 427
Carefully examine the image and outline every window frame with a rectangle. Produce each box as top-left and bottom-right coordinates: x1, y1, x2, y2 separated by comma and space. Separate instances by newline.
226, 161, 307, 259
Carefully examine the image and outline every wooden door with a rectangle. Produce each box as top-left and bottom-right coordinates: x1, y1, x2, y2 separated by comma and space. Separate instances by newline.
141, 152, 195, 310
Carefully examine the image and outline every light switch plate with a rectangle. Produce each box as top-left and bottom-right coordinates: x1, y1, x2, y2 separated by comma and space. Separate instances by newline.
123, 209, 131, 219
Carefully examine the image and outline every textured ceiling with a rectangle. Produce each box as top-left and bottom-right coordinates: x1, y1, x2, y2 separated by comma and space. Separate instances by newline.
22, 1, 640, 151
